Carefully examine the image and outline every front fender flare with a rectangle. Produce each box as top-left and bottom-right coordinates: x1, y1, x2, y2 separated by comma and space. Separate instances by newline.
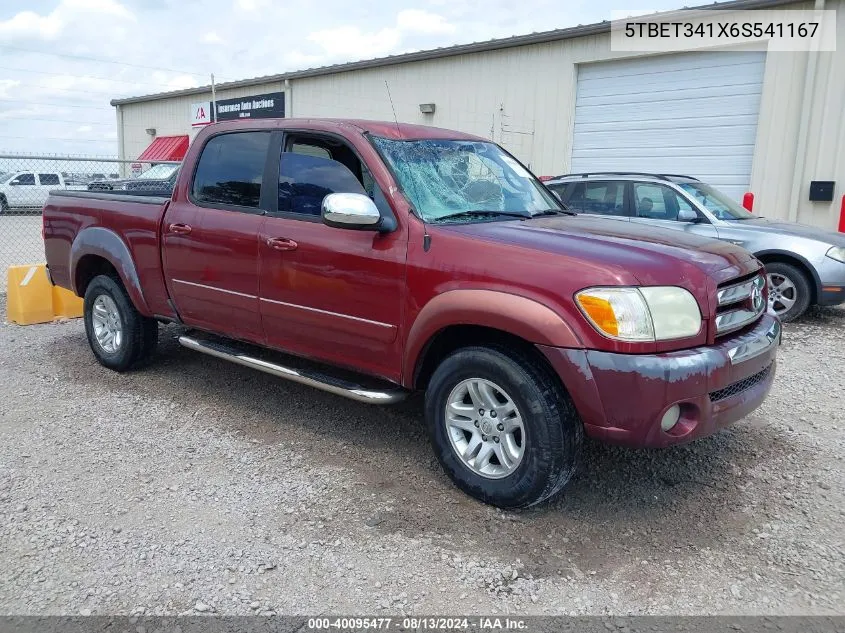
402, 289, 583, 386
70, 226, 150, 315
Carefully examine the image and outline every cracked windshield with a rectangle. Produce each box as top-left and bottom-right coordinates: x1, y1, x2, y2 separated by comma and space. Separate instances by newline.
372, 137, 560, 222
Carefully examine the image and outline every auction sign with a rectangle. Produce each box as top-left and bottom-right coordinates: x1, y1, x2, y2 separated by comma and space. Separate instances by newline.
215, 92, 285, 121
190, 101, 212, 127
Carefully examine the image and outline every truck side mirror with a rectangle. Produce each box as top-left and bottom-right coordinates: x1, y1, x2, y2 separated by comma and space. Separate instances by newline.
322, 193, 383, 231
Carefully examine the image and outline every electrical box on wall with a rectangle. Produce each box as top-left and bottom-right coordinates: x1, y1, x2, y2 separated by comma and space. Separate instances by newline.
809, 181, 835, 202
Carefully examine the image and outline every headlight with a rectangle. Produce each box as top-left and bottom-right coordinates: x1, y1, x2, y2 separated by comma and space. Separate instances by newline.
827, 246, 845, 263
575, 286, 702, 342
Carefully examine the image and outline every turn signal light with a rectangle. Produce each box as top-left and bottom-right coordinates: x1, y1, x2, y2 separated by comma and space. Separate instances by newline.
575, 294, 619, 336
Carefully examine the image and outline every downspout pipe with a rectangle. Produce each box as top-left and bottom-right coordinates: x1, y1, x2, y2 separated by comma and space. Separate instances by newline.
116, 104, 126, 176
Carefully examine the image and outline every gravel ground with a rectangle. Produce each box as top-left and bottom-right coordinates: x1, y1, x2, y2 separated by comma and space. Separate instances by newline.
0, 215, 44, 293
1, 296, 843, 616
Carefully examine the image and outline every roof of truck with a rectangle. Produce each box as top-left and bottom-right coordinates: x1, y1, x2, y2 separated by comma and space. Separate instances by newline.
326, 119, 485, 141
207, 117, 487, 141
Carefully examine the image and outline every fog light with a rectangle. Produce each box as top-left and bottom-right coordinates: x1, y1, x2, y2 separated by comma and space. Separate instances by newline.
660, 404, 681, 432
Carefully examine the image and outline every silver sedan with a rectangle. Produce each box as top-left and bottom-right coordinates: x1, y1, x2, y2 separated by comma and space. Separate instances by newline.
546, 173, 845, 321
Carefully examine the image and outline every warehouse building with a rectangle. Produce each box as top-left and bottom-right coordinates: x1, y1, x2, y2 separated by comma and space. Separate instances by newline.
111, 0, 845, 230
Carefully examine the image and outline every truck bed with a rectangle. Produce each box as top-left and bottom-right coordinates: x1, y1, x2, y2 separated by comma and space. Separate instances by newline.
43, 190, 174, 318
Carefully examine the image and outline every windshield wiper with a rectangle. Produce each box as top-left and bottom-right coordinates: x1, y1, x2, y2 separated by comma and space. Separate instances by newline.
431, 210, 531, 223
531, 208, 577, 217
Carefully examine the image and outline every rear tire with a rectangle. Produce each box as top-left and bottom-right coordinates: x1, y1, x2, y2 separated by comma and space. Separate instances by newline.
425, 345, 582, 508
765, 262, 811, 322
83, 274, 158, 372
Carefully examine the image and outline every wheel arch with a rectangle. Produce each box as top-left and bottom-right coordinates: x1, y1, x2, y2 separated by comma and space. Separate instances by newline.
754, 249, 820, 305
70, 227, 151, 315
403, 289, 584, 389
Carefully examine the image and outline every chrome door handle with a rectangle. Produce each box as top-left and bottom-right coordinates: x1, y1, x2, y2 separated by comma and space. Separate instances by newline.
266, 237, 298, 251
168, 223, 192, 235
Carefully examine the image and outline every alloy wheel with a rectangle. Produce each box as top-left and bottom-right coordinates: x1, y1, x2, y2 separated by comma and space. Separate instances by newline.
91, 294, 123, 354
444, 378, 525, 479
767, 272, 797, 317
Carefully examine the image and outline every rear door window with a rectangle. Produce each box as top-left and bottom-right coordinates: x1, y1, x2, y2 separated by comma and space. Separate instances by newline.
559, 181, 626, 216
13, 173, 35, 185
192, 131, 271, 210
38, 173, 60, 185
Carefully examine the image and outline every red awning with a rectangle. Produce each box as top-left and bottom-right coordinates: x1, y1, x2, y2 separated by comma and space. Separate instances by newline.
137, 135, 189, 162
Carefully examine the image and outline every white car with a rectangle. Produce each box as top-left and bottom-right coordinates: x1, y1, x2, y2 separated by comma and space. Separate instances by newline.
0, 171, 67, 211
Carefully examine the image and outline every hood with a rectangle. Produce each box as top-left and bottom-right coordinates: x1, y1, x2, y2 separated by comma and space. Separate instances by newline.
439, 214, 758, 288
730, 217, 845, 246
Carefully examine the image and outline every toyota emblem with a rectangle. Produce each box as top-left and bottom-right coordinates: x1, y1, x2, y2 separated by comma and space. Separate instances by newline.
752, 282, 764, 312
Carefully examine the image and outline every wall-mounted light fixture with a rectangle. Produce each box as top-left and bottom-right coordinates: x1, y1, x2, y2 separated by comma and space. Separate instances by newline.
145, 128, 156, 136
419, 103, 436, 114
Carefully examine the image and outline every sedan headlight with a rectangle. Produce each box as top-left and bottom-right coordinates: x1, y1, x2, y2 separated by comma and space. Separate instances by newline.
826, 246, 845, 263
575, 286, 702, 342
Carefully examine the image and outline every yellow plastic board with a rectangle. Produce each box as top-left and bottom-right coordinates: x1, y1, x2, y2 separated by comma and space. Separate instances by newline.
6, 264, 83, 325
52, 285, 84, 319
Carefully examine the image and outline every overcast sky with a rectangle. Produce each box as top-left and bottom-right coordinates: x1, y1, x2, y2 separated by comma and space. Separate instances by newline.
0, 0, 683, 156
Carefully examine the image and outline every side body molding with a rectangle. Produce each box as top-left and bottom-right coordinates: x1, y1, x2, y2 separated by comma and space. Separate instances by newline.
70, 226, 150, 315
403, 289, 583, 386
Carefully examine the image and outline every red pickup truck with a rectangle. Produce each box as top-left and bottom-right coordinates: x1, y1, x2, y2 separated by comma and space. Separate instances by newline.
44, 118, 780, 508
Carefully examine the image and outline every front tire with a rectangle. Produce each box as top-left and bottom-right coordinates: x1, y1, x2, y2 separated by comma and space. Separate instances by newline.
765, 262, 811, 322
83, 275, 158, 372
425, 345, 582, 508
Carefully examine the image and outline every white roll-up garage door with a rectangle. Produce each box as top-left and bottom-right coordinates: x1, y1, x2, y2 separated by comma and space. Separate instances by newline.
571, 51, 766, 200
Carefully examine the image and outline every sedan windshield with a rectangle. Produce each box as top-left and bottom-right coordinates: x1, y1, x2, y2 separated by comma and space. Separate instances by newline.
138, 164, 179, 180
678, 182, 756, 220
371, 137, 560, 222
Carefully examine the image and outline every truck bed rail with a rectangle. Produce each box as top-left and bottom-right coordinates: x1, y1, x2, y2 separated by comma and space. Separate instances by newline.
48, 190, 171, 205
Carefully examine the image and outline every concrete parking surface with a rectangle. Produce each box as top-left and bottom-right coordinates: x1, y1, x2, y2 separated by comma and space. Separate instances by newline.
0, 215, 44, 293
0, 296, 843, 615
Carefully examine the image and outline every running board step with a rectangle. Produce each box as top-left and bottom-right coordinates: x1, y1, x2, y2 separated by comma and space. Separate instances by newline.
178, 334, 409, 405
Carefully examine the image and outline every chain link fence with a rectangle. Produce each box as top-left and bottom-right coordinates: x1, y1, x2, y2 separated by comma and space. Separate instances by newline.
0, 154, 180, 293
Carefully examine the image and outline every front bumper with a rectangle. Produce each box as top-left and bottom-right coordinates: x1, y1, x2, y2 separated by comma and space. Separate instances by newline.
816, 256, 845, 306
539, 315, 781, 448
819, 285, 845, 307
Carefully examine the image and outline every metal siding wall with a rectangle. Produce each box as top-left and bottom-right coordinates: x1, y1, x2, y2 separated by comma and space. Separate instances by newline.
798, 1, 845, 229
751, 0, 845, 228
290, 31, 773, 178
116, 0, 842, 229
119, 82, 284, 160
290, 43, 577, 172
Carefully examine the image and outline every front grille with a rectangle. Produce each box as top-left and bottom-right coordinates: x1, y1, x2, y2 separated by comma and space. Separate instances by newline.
709, 363, 773, 402
715, 273, 767, 337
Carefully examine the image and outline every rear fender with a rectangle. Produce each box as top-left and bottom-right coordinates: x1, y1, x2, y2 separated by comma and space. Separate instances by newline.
402, 289, 583, 386
70, 226, 150, 315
